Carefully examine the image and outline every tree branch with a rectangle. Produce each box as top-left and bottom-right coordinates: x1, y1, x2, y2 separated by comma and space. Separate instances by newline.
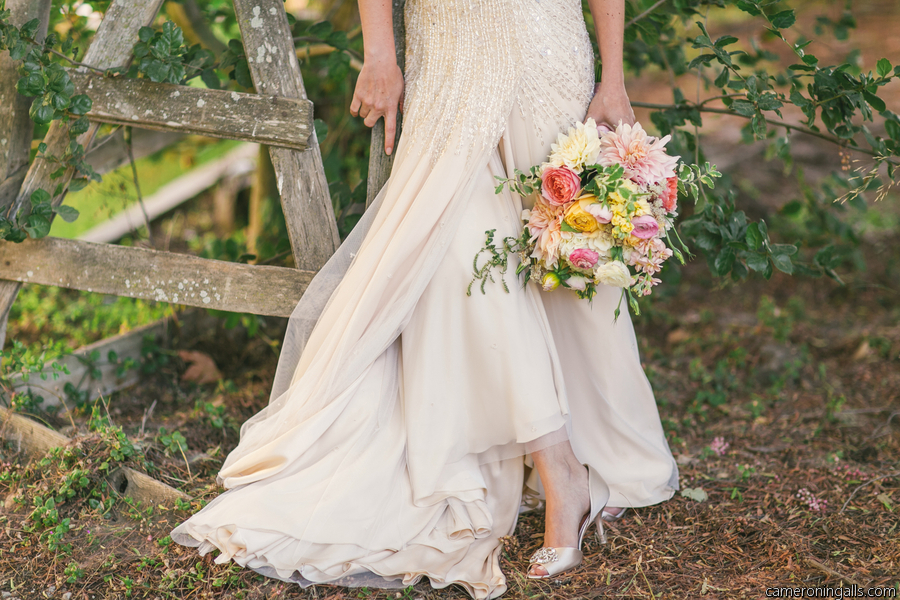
631, 101, 899, 165
626, 0, 669, 29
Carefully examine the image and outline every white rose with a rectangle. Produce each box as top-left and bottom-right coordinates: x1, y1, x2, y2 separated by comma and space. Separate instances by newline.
595, 261, 634, 288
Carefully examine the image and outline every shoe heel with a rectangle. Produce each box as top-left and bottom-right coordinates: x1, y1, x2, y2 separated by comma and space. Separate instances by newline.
594, 514, 607, 545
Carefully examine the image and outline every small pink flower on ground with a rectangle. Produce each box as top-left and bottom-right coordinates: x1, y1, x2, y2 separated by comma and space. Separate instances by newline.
540, 166, 582, 206
710, 436, 729, 456
568, 248, 600, 269
598, 122, 679, 186
797, 488, 828, 512
631, 214, 660, 239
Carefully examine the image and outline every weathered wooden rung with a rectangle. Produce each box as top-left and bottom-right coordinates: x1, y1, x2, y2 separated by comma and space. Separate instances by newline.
0, 237, 314, 317
70, 71, 313, 151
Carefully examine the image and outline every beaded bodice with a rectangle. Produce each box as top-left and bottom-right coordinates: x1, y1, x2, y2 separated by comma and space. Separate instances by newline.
401, 0, 595, 161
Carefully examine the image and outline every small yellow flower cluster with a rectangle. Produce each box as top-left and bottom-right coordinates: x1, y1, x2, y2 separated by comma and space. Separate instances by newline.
607, 191, 634, 239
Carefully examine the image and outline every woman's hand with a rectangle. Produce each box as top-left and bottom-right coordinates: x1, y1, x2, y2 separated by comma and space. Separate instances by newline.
585, 81, 635, 129
350, 56, 404, 155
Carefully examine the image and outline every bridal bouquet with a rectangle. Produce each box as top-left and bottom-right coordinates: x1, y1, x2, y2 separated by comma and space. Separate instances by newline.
469, 118, 719, 316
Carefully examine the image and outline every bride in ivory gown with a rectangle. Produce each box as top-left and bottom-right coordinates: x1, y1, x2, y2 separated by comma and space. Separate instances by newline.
171, 0, 678, 596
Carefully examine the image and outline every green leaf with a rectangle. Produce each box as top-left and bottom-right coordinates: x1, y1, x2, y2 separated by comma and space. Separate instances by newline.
69, 116, 90, 135
55, 205, 79, 223
68, 178, 89, 192
731, 100, 756, 117
876, 58, 892, 78
68, 94, 92, 116
770, 243, 798, 256
862, 91, 886, 113
138, 26, 153, 43
308, 21, 333, 38
29, 97, 55, 124
771, 10, 796, 29
30, 189, 51, 205
16, 72, 46, 96
233, 59, 252, 88
37, 142, 47, 154
714, 247, 735, 276
714, 67, 729, 89
560, 221, 579, 233
24, 214, 51, 238
745, 223, 762, 249
770, 253, 793, 274
314, 118, 328, 141
200, 68, 220, 90
746, 253, 768, 272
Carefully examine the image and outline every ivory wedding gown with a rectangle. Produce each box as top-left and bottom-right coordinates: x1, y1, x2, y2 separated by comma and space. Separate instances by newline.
171, 0, 678, 596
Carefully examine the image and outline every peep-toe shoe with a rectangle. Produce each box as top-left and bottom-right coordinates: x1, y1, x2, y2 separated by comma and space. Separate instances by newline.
526, 464, 610, 579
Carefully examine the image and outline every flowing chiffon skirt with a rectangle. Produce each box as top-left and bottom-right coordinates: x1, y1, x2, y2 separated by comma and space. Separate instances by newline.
171, 0, 678, 597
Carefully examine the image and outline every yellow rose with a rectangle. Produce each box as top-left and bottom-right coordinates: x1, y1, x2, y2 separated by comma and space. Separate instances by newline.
564, 197, 600, 233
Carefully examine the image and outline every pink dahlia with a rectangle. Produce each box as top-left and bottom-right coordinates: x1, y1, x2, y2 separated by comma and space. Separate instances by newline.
598, 122, 679, 186
526, 199, 564, 241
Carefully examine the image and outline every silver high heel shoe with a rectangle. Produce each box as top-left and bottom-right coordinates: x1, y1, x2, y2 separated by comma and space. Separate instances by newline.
601, 507, 628, 522
527, 464, 610, 579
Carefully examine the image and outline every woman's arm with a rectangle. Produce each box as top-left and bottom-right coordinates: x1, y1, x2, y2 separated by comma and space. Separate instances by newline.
350, 0, 405, 155
584, 0, 636, 128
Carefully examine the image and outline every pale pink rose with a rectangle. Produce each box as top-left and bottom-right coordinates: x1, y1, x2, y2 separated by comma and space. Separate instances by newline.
540, 166, 581, 206
566, 275, 588, 291
598, 122, 679, 186
568, 248, 600, 269
659, 176, 678, 213
631, 215, 659, 239
584, 202, 613, 224
596, 122, 614, 136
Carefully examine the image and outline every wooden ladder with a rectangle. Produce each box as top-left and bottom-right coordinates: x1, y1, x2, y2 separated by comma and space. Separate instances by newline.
0, 0, 405, 346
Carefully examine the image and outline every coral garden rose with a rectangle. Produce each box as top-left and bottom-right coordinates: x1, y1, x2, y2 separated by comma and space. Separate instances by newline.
630, 214, 659, 239
595, 260, 634, 288
568, 248, 600, 270
660, 176, 678, 213
564, 198, 600, 233
540, 166, 581, 206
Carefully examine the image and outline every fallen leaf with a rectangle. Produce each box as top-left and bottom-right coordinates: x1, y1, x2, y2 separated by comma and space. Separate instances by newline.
681, 487, 708, 502
178, 350, 222, 384
667, 328, 692, 344
876, 493, 893, 512
852, 340, 870, 361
